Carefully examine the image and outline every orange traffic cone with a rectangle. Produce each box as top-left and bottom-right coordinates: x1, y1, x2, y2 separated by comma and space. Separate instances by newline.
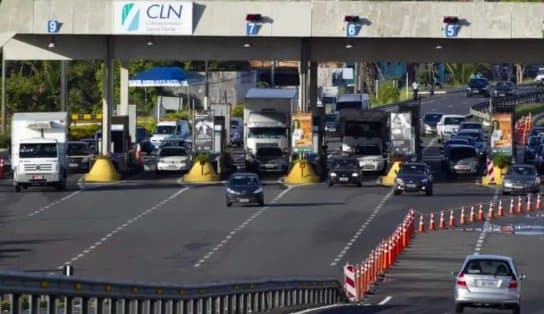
418, 215, 425, 233
487, 201, 495, 220
439, 211, 447, 230
497, 200, 504, 217
460, 207, 466, 226
526, 194, 532, 212
509, 198, 515, 215
537, 194, 542, 211
469, 206, 476, 223
449, 209, 456, 228
429, 213, 436, 231
478, 204, 485, 221
517, 196, 524, 214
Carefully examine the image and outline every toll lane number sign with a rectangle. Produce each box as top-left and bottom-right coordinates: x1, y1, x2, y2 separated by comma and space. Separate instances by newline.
346, 23, 360, 37
246, 22, 261, 36
445, 24, 459, 38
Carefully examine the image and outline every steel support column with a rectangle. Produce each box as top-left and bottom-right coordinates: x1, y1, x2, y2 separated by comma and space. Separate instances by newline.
101, 36, 114, 157
1, 49, 6, 134
299, 38, 310, 112
120, 61, 129, 116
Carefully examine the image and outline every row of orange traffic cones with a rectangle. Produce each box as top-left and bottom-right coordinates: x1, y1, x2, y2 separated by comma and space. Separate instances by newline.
418, 194, 542, 232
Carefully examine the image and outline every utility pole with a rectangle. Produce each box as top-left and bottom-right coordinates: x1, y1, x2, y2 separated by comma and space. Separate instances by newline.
1, 48, 6, 134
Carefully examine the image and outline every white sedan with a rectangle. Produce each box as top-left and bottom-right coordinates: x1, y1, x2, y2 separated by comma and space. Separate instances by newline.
156, 146, 190, 173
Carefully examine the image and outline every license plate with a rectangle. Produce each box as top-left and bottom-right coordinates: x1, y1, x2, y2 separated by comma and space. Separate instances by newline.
239, 198, 250, 203
168, 165, 178, 169
499, 93, 505, 96
407, 183, 417, 188
339, 177, 349, 182
69, 163, 78, 168
265, 164, 276, 169
513, 185, 523, 190
32, 175, 44, 180
477, 280, 496, 287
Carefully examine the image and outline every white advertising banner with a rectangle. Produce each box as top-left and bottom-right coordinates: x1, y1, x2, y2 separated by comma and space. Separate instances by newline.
113, 1, 193, 35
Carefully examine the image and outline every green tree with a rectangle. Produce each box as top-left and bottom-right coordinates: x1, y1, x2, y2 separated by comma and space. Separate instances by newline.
231, 104, 244, 118
377, 80, 400, 104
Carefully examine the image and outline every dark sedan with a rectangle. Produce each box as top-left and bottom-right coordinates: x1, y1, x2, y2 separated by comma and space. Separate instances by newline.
328, 158, 363, 187
225, 172, 264, 207
466, 78, 490, 97
502, 164, 541, 195
493, 81, 516, 98
394, 163, 433, 196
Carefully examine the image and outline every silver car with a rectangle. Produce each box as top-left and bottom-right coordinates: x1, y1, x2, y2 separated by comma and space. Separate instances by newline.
453, 254, 525, 314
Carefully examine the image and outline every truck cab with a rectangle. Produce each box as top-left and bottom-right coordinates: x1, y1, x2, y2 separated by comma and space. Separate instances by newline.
150, 120, 191, 149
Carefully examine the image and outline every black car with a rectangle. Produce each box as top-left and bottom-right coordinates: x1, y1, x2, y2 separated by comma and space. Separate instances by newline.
466, 78, 490, 97
67, 141, 92, 172
328, 158, 363, 187
225, 172, 264, 207
524, 135, 542, 163
493, 81, 516, 98
394, 163, 433, 196
255, 146, 288, 174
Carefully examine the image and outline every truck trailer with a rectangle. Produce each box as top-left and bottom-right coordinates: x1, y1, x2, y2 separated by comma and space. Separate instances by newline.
11, 112, 69, 192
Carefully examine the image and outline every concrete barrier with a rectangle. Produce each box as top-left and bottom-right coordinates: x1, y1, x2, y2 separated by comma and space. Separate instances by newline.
183, 160, 220, 183
284, 160, 320, 184
84, 156, 120, 182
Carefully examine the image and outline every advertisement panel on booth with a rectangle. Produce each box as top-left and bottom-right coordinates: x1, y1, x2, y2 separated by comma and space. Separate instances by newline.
390, 112, 414, 156
292, 112, 313, 153
194, 114, 214, 153
113, 1, 193, 35
490, 112, 512, 156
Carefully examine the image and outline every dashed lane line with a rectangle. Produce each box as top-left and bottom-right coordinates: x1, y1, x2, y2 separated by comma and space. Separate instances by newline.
378, 296, 393, 305
474, 187, 499, 254
27, 191, 81, 217
58, 187, 190, 269
330, 188, 394, 267
193, 186, 294, 268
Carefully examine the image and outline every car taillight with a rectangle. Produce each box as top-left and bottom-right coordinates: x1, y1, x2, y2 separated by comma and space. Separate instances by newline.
457, 273, 467, 287
508, 279, 518, 289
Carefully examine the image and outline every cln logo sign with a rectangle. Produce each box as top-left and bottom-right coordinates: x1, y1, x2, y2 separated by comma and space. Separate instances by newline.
114, 1, 193, 35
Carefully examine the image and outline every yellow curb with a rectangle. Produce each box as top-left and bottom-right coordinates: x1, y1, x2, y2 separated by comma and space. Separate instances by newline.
183, 160, 220, 183
84, 156, 120, 182
283, 160, 320, 184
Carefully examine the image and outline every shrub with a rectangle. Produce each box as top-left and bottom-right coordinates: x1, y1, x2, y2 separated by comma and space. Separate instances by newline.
232, 104, 244, 118
165, 110, 191, 121
0, 134, 10, 149
377, 80, 401, 104
69, 124, 100, 140
492, 153, 511, 168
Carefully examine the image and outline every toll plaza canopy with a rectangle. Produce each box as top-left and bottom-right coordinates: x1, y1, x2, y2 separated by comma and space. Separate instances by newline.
2, 0, 544, 62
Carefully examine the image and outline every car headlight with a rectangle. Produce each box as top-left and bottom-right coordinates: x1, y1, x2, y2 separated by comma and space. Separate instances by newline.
504, 180, 512, 187
330, 172, 337, 177
226, 188, 240, 194
396, 178, 404, 184
253, 187, 263, 194
352, 173, 359, 177
424, 124, 432, 131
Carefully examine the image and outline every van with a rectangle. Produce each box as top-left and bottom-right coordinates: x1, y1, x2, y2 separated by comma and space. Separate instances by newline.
150, 120, 191, 149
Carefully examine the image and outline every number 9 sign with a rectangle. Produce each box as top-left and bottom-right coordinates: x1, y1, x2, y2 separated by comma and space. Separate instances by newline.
48, 20, 60, 33
346, 22, 360, 38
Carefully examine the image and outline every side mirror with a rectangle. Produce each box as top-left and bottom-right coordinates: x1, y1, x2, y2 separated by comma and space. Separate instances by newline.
451, 271, 459, 278
519, 274, 527, 280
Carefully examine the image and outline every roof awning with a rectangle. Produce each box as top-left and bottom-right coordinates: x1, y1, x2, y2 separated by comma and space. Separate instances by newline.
0, 32, 15, 48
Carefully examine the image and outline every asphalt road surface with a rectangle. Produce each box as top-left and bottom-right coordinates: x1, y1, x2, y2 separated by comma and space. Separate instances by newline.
0, 87, 542, 313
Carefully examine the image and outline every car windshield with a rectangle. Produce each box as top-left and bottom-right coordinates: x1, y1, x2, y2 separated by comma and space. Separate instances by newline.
229, 175, 260, 185
345, 121, 382, 137
153, 125, 176, 135
248, 127, 285, 138
530, 127, 544, 137
449, 147, 477, 161
423, 113, 442, 123
399, 164, 426, 174
19, 143, 57, 158
469, 79, 488, 87
461, 123, 481, 129
459, 131, 484, 142
325, 115, 337, 123
496, 82, 513, 90
446, 140, 468, 147
257, 147, 283, 157
355, 145, 381, 155
528, 136, 542, 147
159, 148, 186, 157
67, 143, 89, 156
451, 136, 475, 145
333, 159, 358, 169
463, 259, 513, 276
508, 166, 536, 176
444, 117, 465, 125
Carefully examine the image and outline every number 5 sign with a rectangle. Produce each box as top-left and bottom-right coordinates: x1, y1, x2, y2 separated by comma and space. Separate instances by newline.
346, 22, 361, 37
444, 24, 459, 38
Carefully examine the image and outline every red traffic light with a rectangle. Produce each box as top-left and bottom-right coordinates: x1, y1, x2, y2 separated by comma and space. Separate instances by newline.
246, 14, 263, 22
344, 15, 360, 23
443, 16, 459, 24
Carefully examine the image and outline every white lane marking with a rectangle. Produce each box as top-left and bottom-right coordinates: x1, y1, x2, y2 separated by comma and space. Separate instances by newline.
474, 188, 499, 254
193, 186, 294, 268
27, 191, 81, 217
378, 296, 392, 305
290, 304, 343, 314
58, 187, 189, 269
422, 137, 438, 154
330, 188, 394, 266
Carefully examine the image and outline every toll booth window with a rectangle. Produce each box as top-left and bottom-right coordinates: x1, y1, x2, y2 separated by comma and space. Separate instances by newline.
68, 143, 89, 156
19, 143, 57, 158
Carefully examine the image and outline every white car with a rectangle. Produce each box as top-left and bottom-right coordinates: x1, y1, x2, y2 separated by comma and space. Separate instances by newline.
437, 114, 466, 142
156, 146, 190, 173
354, 145, 386, 173
535, 67, 544, 86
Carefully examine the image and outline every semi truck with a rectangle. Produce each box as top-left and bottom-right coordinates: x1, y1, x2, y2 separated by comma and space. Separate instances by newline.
339, 109, 389, 173
11, 112, 69, 192
243, 88, 297, 156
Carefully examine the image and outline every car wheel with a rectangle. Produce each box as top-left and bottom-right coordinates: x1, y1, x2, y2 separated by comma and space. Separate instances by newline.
512, 304, 520, 314
258, 199, 264, 207
503, 190, 510, 195
226, 201, 232, 207
426, 188, 433, 196
328, 181, 333, 187
455, 303, 464, 313
394, 189, 401, 195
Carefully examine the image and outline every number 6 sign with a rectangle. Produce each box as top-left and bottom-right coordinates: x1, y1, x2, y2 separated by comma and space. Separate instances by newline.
346, 22, 360, 37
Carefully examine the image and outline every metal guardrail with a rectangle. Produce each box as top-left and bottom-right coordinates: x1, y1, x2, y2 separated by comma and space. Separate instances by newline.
0, 271, 344, 314
470, 90, 544, 120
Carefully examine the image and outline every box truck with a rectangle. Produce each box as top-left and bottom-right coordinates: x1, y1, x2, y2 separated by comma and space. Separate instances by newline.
11, 112, 69, 192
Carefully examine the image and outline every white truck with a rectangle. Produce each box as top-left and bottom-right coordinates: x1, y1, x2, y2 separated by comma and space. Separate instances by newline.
11, 112, 69, 192
243, 88, 297, 156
